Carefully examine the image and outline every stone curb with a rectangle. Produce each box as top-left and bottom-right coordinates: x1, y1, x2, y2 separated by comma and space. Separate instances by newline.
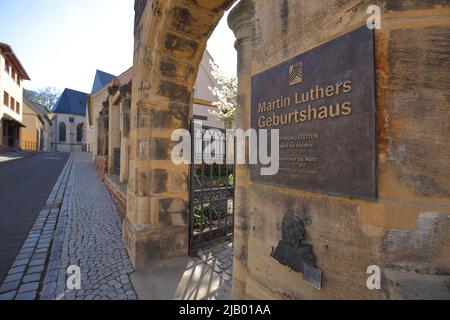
41, 154, 77, 300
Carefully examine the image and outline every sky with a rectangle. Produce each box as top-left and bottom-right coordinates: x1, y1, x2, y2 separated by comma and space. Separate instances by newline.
0, 0, 237, 93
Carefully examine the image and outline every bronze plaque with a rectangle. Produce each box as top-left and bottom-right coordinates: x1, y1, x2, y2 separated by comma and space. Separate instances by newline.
251, 26, 377, 200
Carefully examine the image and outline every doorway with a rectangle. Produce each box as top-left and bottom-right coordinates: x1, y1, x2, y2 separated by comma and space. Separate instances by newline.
189, 123, 236, 254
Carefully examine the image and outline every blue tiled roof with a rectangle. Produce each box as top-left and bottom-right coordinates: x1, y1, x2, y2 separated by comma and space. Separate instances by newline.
91, 70, 116, 93
53, 88, 88, 117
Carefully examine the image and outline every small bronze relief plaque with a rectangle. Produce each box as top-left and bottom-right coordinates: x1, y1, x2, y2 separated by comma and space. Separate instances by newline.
271, 214, 316, 274
272, 214, 323, 289
251, 26, 377, 200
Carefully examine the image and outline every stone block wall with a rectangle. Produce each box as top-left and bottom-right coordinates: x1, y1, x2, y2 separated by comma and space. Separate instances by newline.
125, 0, 234, 270
95, 156, 108, 182
105, 177, 127, 219
230, 0, 450, 300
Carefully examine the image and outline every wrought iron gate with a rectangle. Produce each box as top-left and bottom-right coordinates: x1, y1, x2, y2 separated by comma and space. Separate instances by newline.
189, 123, 236, 252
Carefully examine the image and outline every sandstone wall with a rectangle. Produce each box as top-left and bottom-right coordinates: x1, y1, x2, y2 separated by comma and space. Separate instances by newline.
126, 0, 234, 269
130, 0, 450, 300
231, 0, 450, 300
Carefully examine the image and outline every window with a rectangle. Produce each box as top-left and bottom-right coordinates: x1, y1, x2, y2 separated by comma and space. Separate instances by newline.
69, 117, 75, 123
16, 75, 21, 86
77, 123, 84, 142
4, 62, 10, 74
16, 102, 20, 114
10, 97, 15, 110
59, 122, 66, 142
3, 91, 9, 106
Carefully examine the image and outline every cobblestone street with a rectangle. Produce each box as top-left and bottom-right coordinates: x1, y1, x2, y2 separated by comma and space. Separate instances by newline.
0, 153, 137, 300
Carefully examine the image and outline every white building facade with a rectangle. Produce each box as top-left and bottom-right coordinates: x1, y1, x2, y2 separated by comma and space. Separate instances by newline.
51, 88, 88, 153
0, 43, 30, 152
192, 50, 225, 129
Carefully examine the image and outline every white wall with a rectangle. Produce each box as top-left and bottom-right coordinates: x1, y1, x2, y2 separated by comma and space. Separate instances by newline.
0, 54, 23, 123
193, 104, 224, 129
192, 51, 225, 129
194, 52, 218, 103
51, 113, 86, 153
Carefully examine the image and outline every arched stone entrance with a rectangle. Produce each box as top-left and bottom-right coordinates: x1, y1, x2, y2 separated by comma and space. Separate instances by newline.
125, 0, 450, 300
123, 0, 239, 270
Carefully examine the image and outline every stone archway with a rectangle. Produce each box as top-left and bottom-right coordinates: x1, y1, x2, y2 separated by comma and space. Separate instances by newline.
125, 0, 450, 301
123, 0, 245, 274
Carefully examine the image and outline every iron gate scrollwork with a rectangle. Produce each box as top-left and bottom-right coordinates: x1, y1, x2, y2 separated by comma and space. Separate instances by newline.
189, 122, 236, 252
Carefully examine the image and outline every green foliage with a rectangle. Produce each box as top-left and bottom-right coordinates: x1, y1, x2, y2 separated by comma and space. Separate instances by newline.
194, 207, 210, 230
194, 164, 234, 188
208, 60, 238, 122
228, 174, 234, 188
193, 205, 230, 230
24, 87, 61, 111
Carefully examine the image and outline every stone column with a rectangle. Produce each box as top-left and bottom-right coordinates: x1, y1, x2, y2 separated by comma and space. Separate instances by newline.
100, 103, 109, 157
123, 89, 190, 269
120, 84, 132, 183
96, 118, 103, 157
228, 0, 252, 300
124, 0, 232, 271
108, 86, 121, 175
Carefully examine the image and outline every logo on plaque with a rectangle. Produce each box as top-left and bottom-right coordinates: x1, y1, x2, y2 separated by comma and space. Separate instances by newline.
289, 62, 303, 86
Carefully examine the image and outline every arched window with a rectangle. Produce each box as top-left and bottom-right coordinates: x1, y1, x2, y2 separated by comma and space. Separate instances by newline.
77, 123, 84, 142
59, 122, 66, 142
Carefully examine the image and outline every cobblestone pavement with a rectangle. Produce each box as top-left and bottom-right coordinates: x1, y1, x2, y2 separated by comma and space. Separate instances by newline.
0, 153, 137, 300
196, 237, 234, 287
